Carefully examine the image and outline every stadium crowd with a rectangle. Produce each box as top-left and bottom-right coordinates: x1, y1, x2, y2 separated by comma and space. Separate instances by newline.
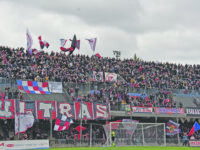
1, 46, 200, 91
0, 45, 199, 144
0, 45, 194, 108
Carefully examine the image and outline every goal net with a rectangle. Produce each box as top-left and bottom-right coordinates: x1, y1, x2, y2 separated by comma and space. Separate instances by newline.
104, 122, 166, 147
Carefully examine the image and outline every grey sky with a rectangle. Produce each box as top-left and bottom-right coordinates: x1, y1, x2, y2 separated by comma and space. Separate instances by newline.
0, 0, 200, 64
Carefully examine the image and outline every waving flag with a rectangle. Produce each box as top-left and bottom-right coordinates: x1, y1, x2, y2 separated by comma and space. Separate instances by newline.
26, 29, 33, 55
86, 38, 97, 52
60, 34, 77, 56
166, 120, 180, 135
54, 114, 73, 131
69, 39, 80, 50
38, 36, 50, 49
96, 53, 102, 59
15, 112, 34, 134
188, 122, 200, 136
32, 49, 44, 58
76, 40, 80, 50
60, 38, 67, 47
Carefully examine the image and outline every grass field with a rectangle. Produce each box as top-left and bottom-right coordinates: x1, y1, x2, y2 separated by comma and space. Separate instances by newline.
47, 146, 199, 150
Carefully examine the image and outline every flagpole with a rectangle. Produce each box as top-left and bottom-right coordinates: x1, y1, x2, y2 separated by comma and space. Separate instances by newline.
50, 85, 54, 144
80, 86, 83, 146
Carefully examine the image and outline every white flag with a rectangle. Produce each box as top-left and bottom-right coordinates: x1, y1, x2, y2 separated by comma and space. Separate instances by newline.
60, 38, 67, 47
26, 29, 33, 55
86, 38, 97, 52
15, 112, 34, 134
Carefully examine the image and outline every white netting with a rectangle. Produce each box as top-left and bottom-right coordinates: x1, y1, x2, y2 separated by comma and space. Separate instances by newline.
104, 122, 166, 147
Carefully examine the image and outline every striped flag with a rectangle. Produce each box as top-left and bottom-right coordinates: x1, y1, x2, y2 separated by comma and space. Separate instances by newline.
60, 38, 67, 47
26, 29, 33, 55
86, 38, 97, 52
166, 120, 180, 135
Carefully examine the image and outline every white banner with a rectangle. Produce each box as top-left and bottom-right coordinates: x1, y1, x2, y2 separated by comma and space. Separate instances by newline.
93, 71, 117, 82
93, 71, 104, 81
132, 106, 153, 113
15, 113, 34, 134
48, 82, 63, 93
105, 72, 117, 82
0, 140, 49, 150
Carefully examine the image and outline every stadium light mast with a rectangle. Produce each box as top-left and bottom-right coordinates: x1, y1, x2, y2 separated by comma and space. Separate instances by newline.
113, 50, 121, 59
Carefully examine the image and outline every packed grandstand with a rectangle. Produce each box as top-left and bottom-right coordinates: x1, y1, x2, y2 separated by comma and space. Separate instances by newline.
0, 45, 200, 148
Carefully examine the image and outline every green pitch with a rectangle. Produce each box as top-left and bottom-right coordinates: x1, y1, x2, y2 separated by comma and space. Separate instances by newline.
47, 146, 199, 150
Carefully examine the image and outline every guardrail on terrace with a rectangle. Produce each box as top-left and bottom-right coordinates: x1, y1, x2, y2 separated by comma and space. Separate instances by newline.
0, 77, 200, 96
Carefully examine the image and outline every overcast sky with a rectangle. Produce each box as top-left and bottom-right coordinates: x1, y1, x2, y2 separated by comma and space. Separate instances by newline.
0, 0, 200, 64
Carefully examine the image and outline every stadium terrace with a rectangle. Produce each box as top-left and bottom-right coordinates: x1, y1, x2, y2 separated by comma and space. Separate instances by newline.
0, 45, 200, 149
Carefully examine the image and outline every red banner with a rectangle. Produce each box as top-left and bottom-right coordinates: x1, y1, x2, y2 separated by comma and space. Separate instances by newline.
37, 101, 56, 119
75, 102, 94, 120
0, 99, 15, 119
0, 100, 110, 120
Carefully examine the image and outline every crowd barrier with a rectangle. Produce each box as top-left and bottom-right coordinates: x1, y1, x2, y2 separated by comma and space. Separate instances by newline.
0, 77, 200, 96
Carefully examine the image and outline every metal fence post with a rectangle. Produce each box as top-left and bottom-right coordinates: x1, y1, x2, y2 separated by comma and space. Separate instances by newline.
110, 122, 112, 147
164, 123, 166, 146
90, 123, 92, 147
50, 118, 52, 145
142, 124, 144, 145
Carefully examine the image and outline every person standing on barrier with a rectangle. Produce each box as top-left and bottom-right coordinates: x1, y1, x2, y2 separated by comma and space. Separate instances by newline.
111, 130, 115, 147
182, 133, 188, 146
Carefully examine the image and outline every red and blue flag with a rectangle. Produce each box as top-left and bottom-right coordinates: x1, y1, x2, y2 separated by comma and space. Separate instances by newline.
188, 121, 200, 136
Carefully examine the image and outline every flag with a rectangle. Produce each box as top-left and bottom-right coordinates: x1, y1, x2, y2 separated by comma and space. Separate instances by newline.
61, 35, 77, 56
166, 120, 180, 135
69, 38, 80, 50
26, 29, 33, 55
15, 112, 34, 134
76, 40, 80, 50
60, 38, 67, 47
71, 34, 77, 50
96, 53, 102, 59
54, 114, 73, 131
32, 49, 44, 58
38, 35, 50, 49
74, 125, 86, 140
44, 40, 49, 48
17, 80, 50, 94
188, 121, 200, 136
86, 38, 97, 52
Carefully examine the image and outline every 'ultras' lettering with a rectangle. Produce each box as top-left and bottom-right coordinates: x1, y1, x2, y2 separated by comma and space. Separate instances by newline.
78, 103, 92, 119
59, 103, 73, 117
39, 103, 53, 118
0, 100, 12, 118
96, 104, 108, 118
